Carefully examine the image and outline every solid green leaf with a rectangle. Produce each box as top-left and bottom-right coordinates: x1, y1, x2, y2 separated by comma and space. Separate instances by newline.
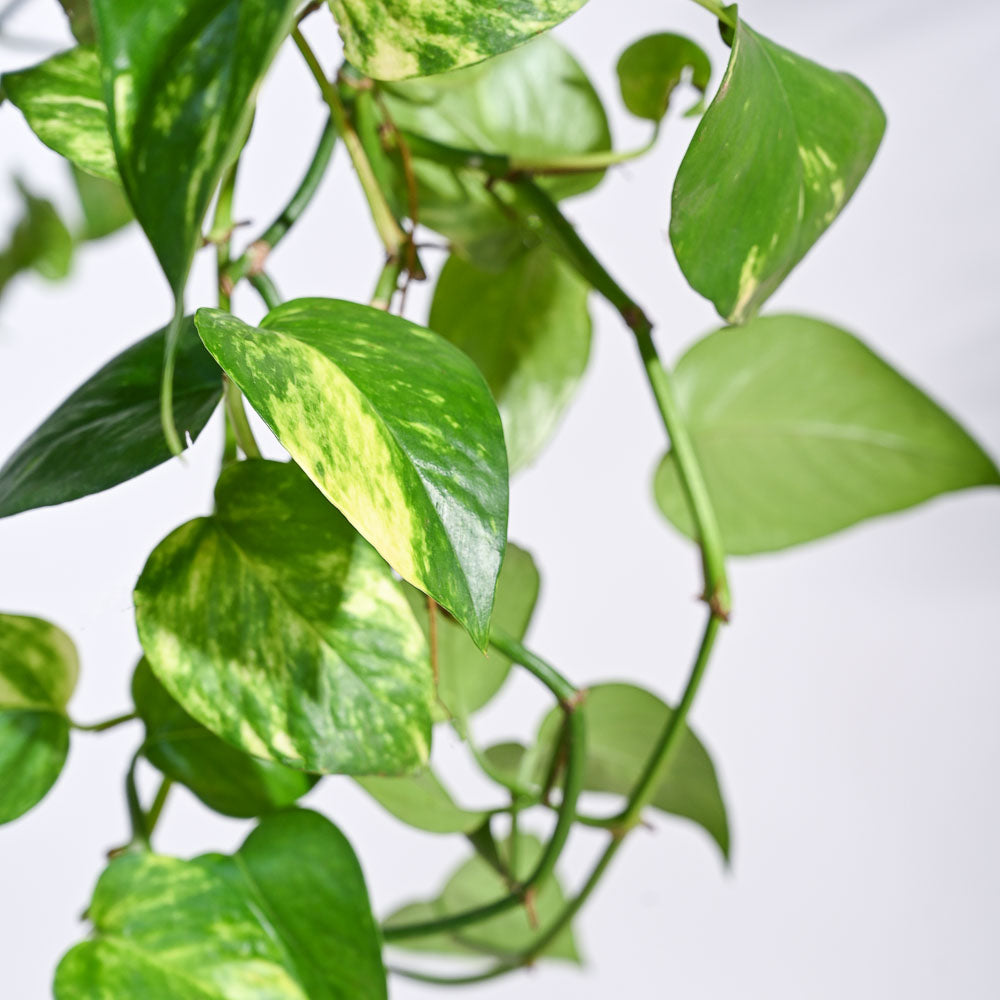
654, 315, 1000, 554
329, 0, 590, 79
1, 46, 118, 182
403, 543, 539, 720
72, 166, 132, 241
92, 0, 298, 293
195, 299, 508, 649
0, 181, 73, 296
0, 318, 221, 519
356, 770, 491, 834
132, 659, 315, 819
0, 613, 78, 824
616, 32, 711, 122
57, 0, 97, 45
134, 459, 433, 775
479, 741, 540, 800
381, 36, 611, 267
430, 245, 592, 472
385, 833, 579, 961
55, 809, 388, 1000
670, 16, 886, 323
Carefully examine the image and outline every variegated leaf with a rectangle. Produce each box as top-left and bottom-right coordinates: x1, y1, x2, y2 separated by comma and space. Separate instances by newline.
134, 460, 433, 775
195, 299, 508, 649
329, 0, 590, 79
670, 16, 885, 323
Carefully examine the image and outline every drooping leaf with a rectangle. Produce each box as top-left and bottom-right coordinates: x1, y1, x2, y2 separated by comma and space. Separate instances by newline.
385, 833, 579, 961
403, 543, 539, 720
356, 770, 491, 834
430, 245, 592, 472
381, 36, 611, 267
134, 459, 433, 775
132, 659, 315, 819
0, 614, 78, 824
0, 318, 221, 519
1, 46, 118, 182
616, 32, 711, 122
195, 299, 508, 649
0, 181, 73, 296
57, 0, 97, 45
670, 16, 886, 323
54, 809, 388, 1000
329, 0, 590, 79
654, 315, 1000, 554
72, 166, 132, 241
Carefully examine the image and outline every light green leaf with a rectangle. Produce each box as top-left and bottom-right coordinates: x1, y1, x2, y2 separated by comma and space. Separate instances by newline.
654, 315, 1000, 554
329, 0, 590, 79
616, 32, 711, 122
134, 459, 433, 775
479, 741, 540, 800
0, 613, 78, 824
1, 46, 118, 183
670, 16, 886, 323
195, 299, 508, 649
72, 166, 132, 241
356, 770, 490, 834
54, 809, 388, 1000
132, 659, 315, 819
385, 834, 579, 961
0, 180, 73, 296
381, 36, 610, 267
430, 245, 591, 472
0, 318, 221, 519
403, 543, 539, 720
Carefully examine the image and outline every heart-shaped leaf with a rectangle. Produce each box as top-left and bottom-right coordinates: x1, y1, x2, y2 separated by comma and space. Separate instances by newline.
195, 299, 508, 649
134, 459, 433, 775
670, 15, 886, 323
616, 32, 711, 122
654, 315, 1000, 554
329, 0, 590, 79
132, 659, 315, 819
0, 318, 221, 519
0, 613, 78, 824
0, 180, 73, 296
55, 809, 388, 1000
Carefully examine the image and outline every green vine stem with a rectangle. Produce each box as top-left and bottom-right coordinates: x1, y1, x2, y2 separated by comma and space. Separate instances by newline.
71, 711, 137, 733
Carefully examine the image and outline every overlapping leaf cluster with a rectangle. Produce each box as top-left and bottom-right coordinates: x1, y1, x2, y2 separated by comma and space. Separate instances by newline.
0, 0, 995, 996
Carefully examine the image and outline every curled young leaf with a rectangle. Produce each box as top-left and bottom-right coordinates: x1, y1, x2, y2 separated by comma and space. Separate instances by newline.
616, 32, 711, 122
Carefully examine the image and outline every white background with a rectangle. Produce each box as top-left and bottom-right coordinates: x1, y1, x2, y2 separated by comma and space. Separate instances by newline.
2, 0, 998, 997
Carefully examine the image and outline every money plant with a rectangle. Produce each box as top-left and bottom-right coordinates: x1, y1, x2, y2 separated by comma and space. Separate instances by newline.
0, 0, 996, 995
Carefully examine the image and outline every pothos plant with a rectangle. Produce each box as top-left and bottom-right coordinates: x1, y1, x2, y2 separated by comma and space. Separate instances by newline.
0, 0, 996, 995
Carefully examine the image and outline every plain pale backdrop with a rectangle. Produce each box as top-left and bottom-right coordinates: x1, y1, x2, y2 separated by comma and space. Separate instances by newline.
1, 0, 998, 997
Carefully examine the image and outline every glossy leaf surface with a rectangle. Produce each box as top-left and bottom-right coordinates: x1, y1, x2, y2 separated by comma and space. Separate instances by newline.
670, 17, 885, 323
55, 809, 388, 1000
0, 318, 221, 519
386, 834, 579, 961
92, 0, 298, 291
403, 542, 539, 720
132, 659, 315, 819
135, 460, 433, 774
0, 614, 78, 824
357, 770, 490, 834
430, 246, 592, 472
616, 32, 711, 121
1, 46, 118, 182
0, 181, 73, 296
655, 315, 1000, 554
196, 299, 508, 648
329, 0, 589, 79
382, 37, 610, 267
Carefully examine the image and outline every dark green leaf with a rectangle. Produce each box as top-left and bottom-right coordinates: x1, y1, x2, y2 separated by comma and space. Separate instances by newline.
0, 318, 221, 519
0, 613, 78, 824
55, 809, 388, 999
403, 543, 539, 720
616, 32, 711, 122
670, 16, 886, 323
57, 0, 97, 45
195, 299, 508, 649
430, 245, 591, 472
72, 166, 132, 241
329, 0, 590, 79
381, 36, 610, 267
0, 181, 73, 296
654, 315, 1000, 554
92, 0, 298, 292
356, 770, 490, 834
132, 659, 315, 819
385, 833, 579, 961
134, 459, 434, 775
1, 46, 118, 183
